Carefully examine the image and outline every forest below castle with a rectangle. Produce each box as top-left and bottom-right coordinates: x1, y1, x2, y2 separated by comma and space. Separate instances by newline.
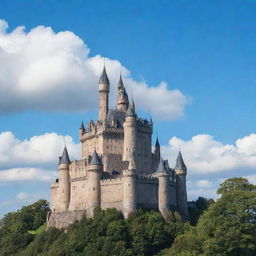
0, 177, 256, 256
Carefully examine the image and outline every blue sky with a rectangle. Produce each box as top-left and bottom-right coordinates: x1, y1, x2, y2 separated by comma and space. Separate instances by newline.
0, 0, 256, 217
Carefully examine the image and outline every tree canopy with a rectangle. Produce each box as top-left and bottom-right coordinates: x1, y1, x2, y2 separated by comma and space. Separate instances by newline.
166, 177, 256, 256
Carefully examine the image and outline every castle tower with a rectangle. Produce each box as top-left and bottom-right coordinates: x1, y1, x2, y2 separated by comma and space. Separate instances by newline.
116, 75, 129, 112
58, 146, 71, 211
87, 150, 103, 216
123, 154, 137, 218
175, 151, 189, 219
98, 66, 110, 121
156, 158, 170, 217
123, 101, 137, 162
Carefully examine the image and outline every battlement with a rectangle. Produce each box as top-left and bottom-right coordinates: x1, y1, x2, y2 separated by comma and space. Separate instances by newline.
136, 175, 158, 184
100, 177, 123, 184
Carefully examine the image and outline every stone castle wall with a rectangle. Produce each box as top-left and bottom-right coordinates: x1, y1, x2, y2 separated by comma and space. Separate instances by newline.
100, 178, 124, 211
136, 176, 158, 209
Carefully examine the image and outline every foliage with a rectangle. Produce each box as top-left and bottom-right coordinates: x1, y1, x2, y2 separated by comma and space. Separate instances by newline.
20, 208, 185, 256
188, 197, 215, 225
217, 177, 256, 195
28, 223, 46, 235
2, 177, 255, 256
0, 200, 49, 256
167, 177, 256, 256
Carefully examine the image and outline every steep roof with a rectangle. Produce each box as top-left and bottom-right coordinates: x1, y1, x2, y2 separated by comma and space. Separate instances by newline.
118, 74, 124, 88
59, 146, 71, 165
156, 158, 167, 173
99, 66, 109, 84
80, 121, 85, 130
90, 150, 102, 165
126, 100, 136, 117
107, 109, 126, 124
175, 151, 187, 171
155, 137, 160, 147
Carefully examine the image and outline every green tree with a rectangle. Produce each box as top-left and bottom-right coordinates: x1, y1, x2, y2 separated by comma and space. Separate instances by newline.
167, 177, 256, 256
188, 197, 215, 225
217, 177, 256, 195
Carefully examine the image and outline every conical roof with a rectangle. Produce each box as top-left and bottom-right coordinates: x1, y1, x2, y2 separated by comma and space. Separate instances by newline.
59, 146, 71, 165
99, 66, 109, 84
156, 158, 167, 173
126, 103, 135, 117
118, 74, 124, 88
89, 150, 102, 165
155, 137, 160, 147
175, 151, 187, 171
80, 121, 85, 130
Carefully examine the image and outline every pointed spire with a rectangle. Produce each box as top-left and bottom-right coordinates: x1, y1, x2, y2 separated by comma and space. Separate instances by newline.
89, 150, 102, 165
175, 151, 187, 171
118, 74, 124, 89
156, 158, 167, 173
155, 137, 160, 147
59, 146, 71, 165
99, 65, 109, 84
80, 121, 85, 130
126, 102, 135, 117
131, 98, 136, 112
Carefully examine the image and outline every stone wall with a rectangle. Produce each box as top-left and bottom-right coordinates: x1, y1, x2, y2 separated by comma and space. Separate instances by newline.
68, 179, 89, 211
100, 178, 124, 211
136, 176, 158, 209
47, 210, 87, 229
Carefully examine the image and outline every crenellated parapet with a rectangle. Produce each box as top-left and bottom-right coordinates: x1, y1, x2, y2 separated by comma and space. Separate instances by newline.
136, 175, 158, 184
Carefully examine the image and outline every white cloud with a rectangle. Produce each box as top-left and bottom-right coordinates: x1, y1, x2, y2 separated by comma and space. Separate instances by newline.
162, 133, 256, 174
16, 192, 28, 200
0, 131, 80, 183
0, 19, 188, 120
197, 179, 213, 188
0, 168, 56, 182
0, 131, 80, 168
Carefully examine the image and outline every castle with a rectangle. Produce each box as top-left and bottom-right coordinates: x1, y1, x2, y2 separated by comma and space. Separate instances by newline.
47, 67, 188, 229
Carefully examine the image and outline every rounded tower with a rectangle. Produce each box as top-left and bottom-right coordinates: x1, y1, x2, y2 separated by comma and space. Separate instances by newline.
123, 157, 137, 218
58, 146, 71, 211
123, 101, 137, 162
116, 75, 129, 112
156, 158, 170, 218
175, 151, 189, 219
87, 150, 103, 216
98, 66, 110, 121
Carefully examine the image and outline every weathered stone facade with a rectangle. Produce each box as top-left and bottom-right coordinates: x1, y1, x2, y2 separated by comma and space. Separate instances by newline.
47, 67, 188, 229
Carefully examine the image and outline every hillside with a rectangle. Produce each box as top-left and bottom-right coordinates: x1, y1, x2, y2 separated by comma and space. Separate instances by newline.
1, 178, 256, 256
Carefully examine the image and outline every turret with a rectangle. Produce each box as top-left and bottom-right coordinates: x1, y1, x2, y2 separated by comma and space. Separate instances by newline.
175, 151, 188, 219
87, 150, 103, 216
98, 66, 110, 121
123, 153, 137, 218
58, 146, 71, 211
80, 121, 85, 137
116, 75, 129, 112
156, 158, 170, 218
154, 137, 160, 157
123, 101, 137, 162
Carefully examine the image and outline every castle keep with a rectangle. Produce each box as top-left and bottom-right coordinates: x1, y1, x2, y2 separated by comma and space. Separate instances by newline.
47, 67, 188, 228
